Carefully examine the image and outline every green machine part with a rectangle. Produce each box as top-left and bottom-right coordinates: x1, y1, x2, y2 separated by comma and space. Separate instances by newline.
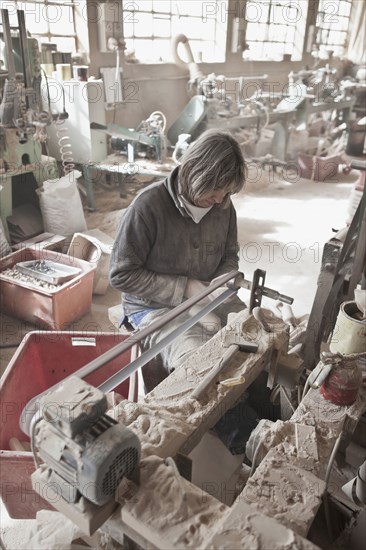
167, 95, 210, 146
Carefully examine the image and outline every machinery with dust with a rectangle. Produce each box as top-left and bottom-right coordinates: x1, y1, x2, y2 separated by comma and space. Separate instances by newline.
168, 34, 271, 151
90, 110, 167, 163
0, 8, 51, 169
30, 376, 141, 534
17, 269, 295, 535
13, 268, 366, 545
167, 35, 357, 164
0, 7, 79, 178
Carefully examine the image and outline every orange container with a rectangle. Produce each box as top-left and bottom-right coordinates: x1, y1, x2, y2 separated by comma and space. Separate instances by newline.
0, 248, 95, 329
0, 330, 133, 519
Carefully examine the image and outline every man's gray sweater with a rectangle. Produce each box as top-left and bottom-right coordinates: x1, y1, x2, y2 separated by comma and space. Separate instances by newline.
109, 167, 240, 316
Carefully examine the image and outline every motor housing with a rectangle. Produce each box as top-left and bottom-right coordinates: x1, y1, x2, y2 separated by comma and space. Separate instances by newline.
33, 376, 140, 506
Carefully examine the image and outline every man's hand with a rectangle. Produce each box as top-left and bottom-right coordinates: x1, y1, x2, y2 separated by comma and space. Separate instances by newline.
207, 273, 239, 304
184, 279, 209, 299
184, 277, 238, 304
184, 279, 221, 329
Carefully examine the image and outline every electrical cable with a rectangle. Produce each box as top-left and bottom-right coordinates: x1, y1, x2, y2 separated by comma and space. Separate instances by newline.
297, 384, 303, 406
41, 67, 51, 112
270, 384, 296, 412
148, 111, 167, 133
45, 78, 75, 176
55, 112, 75, 175
301, 373, 311, 401
269, 384, 281, 405
42, 74, 67, 116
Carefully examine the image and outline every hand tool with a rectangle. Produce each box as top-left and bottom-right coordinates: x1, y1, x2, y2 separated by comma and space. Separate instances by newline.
191, 323, 258, 401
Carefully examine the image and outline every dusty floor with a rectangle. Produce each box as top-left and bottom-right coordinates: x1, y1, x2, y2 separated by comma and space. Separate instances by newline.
0, 160, 362, 548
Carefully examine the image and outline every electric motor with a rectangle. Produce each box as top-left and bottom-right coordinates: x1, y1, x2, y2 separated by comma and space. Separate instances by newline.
32, 376, 140, 506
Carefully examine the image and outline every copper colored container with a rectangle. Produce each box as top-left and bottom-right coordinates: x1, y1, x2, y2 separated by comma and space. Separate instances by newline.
0, 248, 95, 329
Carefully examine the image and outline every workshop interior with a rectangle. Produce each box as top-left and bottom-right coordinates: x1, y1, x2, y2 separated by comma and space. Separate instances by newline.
0, 1, 366, 549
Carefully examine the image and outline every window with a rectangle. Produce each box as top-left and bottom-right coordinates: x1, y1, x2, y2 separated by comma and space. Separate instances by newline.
242, 0, 308, 61
123, 0, 228, 63
121, 0, 356, 65
315, 0, 352, 58
1, 0, 78, 54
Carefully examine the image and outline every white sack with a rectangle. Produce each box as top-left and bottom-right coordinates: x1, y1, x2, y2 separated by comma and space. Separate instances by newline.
37, 170, 87, 235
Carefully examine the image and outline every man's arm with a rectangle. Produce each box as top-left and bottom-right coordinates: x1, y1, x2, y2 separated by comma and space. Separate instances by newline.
109, 206, 187, 307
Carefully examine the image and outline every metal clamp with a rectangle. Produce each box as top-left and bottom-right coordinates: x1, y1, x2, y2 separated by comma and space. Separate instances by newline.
230, 269, 294, 312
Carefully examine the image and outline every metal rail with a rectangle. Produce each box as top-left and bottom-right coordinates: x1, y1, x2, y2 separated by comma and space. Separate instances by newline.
99, 287, 236, 393
20, 268, 294, 434
20, 270, 239, 435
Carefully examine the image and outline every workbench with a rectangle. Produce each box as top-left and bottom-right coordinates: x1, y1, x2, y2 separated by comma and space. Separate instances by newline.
295, 96, 356, 129
81, 154, 174, 210
100, 308, 366, 548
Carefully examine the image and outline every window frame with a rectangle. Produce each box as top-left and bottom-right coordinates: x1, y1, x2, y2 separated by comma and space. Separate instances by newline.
120, 0, 355, 66
314, 0, 353, 58
122, 0, 229, 64
0, 0, 79, 54
241, 0, 309, 62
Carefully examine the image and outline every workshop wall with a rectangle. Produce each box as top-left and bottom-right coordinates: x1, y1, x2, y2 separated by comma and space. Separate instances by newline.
84, 1, 348, 136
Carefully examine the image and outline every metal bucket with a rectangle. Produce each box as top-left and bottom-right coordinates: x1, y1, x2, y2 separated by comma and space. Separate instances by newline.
329, 301, 366, 354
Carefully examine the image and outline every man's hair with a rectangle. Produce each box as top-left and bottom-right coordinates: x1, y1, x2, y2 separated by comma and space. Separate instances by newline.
178, 129, 246, 208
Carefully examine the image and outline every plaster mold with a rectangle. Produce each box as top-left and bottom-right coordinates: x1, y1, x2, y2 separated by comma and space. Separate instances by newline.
109, 400, 191, 458
204, 500, 320, 550
292, 387, 366, 433
121, 456, 227, 549
120, 456, 320, 550
242, 450, 326, 537
295, 423, 318, 460
110, 310, 289, 459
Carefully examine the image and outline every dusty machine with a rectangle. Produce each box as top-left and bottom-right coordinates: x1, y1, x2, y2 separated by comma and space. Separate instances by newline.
90, 110, 167, 163
31, 376, 140, 535
21, 269, 294, 535
0, 8, 51, 169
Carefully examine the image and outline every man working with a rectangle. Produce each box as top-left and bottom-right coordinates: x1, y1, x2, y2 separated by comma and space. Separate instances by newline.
109, 129, 246, 382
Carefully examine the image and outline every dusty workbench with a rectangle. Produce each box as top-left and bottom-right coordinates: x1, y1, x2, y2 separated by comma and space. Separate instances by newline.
99, 308, 326, 548
100, 306, 366, 548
